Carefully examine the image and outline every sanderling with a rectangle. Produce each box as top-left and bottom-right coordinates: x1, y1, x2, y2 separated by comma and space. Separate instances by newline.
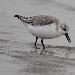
14, 15, 71, 53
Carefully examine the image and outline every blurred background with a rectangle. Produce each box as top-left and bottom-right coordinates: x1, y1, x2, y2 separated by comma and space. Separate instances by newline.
0, 0, 75, 47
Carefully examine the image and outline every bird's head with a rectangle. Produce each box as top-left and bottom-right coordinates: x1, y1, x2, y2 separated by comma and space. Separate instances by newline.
60, 22, 71, 43
14, 15, 20, 19
60, 22, 69, 32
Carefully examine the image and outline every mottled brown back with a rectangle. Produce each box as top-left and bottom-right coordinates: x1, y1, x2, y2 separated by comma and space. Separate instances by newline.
19, 15, 59, 26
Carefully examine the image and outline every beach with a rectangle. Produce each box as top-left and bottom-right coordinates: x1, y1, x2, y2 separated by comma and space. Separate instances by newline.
0, 0, 75, 75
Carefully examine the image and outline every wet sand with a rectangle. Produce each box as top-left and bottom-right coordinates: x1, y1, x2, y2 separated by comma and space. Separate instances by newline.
0, 14, 75, 75
0, 39, 75, 75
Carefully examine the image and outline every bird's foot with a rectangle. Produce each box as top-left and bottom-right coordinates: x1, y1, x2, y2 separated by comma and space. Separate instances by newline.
31, 47, 40, 54
33, 45, 40, 49
35, 47, 40, 49
40, 49, 47, 55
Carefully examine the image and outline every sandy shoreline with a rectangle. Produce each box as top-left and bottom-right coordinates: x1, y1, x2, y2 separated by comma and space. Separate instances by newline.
0, 43, 75, 75
0, 0, 75, 74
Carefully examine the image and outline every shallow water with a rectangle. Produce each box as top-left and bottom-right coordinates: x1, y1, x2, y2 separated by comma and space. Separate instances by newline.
0, 0, 75, 75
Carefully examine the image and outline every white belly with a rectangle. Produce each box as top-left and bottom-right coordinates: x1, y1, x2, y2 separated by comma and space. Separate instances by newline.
27, 24, 65, 39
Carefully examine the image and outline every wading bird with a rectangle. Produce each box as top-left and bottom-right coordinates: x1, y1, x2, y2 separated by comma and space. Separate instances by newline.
14, 15, 71, 54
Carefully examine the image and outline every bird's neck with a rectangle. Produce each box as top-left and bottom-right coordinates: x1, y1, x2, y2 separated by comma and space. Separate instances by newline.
19, 16, 28, 24
18, 16, 29, 27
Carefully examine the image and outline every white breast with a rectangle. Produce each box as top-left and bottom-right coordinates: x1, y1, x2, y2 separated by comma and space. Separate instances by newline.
27, 23, 65, 39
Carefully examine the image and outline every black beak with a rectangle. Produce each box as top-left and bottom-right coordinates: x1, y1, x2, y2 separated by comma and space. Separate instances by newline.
14, 15, 20, 19
65, 33, 71, 43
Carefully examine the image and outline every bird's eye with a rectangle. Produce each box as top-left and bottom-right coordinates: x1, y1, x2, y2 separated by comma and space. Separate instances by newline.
61, 24, 67, 31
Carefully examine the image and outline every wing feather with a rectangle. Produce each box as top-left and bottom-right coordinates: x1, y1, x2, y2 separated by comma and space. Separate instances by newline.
26, 15, 59, 26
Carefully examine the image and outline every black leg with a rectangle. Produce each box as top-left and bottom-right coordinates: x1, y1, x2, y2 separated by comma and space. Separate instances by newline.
40, 39, 45, 54
34, 37, 38, 48
41, 39, 45, 50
